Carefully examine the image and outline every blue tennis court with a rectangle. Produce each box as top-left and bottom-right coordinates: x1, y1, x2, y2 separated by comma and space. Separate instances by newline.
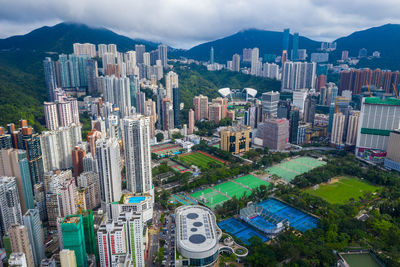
235, 228, 269, 245
218, 218, 247, 235
257, 198, 318, 232
218, 218, 269, 245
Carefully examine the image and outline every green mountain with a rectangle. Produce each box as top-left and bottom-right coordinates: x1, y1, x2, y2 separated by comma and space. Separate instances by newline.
0, 22, 159, 53
330, 24, 400, 70
179, 29, 321, 62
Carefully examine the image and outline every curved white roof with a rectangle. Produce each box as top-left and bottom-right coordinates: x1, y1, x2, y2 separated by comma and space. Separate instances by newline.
218, 88, 231, 97
243, 87, 258, 97
176, 205, 218, 257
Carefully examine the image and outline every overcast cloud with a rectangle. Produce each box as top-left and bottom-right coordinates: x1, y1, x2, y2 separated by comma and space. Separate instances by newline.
0, 0, 399, 48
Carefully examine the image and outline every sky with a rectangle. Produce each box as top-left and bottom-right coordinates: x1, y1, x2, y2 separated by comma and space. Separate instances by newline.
0, 0, 399, 48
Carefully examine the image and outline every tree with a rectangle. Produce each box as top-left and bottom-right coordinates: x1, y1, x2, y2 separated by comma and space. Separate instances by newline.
156, 133, 164, 142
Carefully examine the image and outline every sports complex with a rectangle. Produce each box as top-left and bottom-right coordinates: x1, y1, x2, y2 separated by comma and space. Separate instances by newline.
266, 156, 326, 182
218, 198, 319, 244
151, 142, 183, 157
190, 175, 270, 208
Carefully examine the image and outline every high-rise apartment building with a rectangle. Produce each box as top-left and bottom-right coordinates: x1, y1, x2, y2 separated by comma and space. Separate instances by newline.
0, 149, 34, 214
0, 177, 22, 238
97, 211, 144, 267
263, 63, 279, 79
158, 44, 168, 68
72, 146, 86, 177
250, 48, 260, 75
73, 43, 96, 58
123, 115, 153, 195
208, 103, 223, 124
165, 71, 179, 102
77, 172, 101, 211
292, 89, 308, 114
232, 54, 240, 72
242, 48, 252, 62
188, 109, 195, 135
345, 112, 360, 146
95, 138, 122, 210
173, 87, 181, 128
40, 123, 82, 172
263, 119, 289, 150
281, 61, 316, 91
289, 107, 300, 144
194, 95, 209, 121
8, 224, 34, 267
22, 209, 45, 267
43, 57, 58, 102
330, 113, 346, 146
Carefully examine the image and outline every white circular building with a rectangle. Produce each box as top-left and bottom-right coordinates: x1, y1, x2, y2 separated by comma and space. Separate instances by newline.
175, 205, 219, 266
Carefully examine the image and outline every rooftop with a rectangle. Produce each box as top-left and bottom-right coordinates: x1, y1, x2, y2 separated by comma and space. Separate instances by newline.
176, 205, 218, 253
63, 216, 81, 224
364, 97, 400, 106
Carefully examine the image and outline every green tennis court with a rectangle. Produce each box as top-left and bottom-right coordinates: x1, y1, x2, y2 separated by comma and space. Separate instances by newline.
266, 157, 326, 182
214, 181, 251, 199
190, 188, 228, 208
234, 175, 270, 189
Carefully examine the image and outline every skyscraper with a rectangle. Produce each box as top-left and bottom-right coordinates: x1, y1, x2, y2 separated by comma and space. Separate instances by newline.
262, 91, 280, 119
345, 112, 359, 146
40, 124, 82, 172
210, 46, 214, 64
97, 212, 144, 267
123, 115, 153, 195
289, 107, 300, 144
173, 87, 181, 128
250, 47, 260, 75
263, 119, 289, 150
135, 44, 146, 64
23, 209, 45, 267
0, 177, 22, 237
162, 98, 172, 130
8, 224, 34, 267
0, 149, 34, 214
330, 113, 346, 146
95, 138, 122, 210
292, 32, 299, 61
158, 44, 168, 68
281, 61, 316, 91
61, 215, 87, 267
282, 28, 290, 51
165, 71, 179, 102
43, 57, 58, 102
188, 109, 195, 135
232, 54, 240, 72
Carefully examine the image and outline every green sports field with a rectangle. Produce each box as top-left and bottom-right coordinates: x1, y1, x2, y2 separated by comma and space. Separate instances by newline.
305, 176, 380, 204
178, 152, 223, 169
234, 175, 270, 189
214, 181, 251, 199
190, 188, 228, 208
266, 156, 326, 181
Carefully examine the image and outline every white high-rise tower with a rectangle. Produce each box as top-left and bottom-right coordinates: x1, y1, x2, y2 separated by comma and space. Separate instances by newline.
123, 115, 153, 196
96, 138, 122, 207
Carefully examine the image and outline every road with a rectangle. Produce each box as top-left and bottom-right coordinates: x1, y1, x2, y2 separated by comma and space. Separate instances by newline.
147, 204, 161, 267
